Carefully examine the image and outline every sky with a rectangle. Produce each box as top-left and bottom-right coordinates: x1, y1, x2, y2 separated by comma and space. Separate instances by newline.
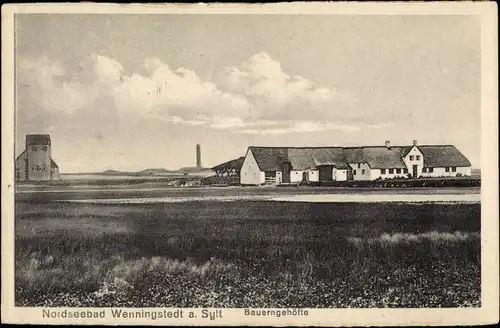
15, 14, 481, 173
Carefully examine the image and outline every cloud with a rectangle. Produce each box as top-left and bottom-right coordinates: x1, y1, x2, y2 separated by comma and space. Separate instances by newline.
113, 56, 253, 120
217, 52, 356, 121
18, 57, 91, 115
18, 52, 366, 135
162, 116, 206, 126
91, 54, 125, 84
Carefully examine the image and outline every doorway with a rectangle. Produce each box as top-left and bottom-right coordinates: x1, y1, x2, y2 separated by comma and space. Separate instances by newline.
412, 165, 418, 178
318, 166, 333, 181
282, 162, 291, 183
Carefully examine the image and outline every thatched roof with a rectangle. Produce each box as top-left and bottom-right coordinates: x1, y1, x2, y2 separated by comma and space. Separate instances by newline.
247, 144, 470, 171
212, 156, 245, 171
419, 145, 471, 168
249, 147, 289, 171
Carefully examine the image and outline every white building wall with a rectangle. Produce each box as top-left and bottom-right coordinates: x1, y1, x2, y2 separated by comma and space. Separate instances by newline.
459, 166, 472, 176
349, 163, 371, 181
240, 149, 265, 185
403, 146, 425, 178
15, 152, 27, 181
379, 168, 409, 180
308, 170, 319, 182
51, 167, 60, 180
370, 169, 382, 180
26, 144, 52, 181
288, 170, 319, 183
334, 169, 348, 181
276, 171, 282, 184
290, 170, 304, 183
420, 166, 471, 178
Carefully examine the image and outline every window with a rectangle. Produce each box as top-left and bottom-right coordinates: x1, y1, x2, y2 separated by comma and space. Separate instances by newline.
404, 169, 408, 174
32, 146, 37, 151
429, 168, 434, 173
42, 146, 48, 151
353, 170, 357, 175
381, 169, 386, 174
361, 169, 365, 174
358, 163, 361, 168
389, 168, 394, 174
452, 167, 456, 172
445, 167, 450, 172
416, 155, 420, 160
396, 168, 401, 174
409, 155, 414, 160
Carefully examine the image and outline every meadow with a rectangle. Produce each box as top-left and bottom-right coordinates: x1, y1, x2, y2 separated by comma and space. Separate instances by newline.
15, 192, 481, 308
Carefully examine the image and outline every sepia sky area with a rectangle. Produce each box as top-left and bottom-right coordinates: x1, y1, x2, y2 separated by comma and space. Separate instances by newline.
15, 14, 481, 173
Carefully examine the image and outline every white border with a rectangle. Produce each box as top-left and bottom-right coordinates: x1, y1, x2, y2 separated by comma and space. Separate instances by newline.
1, 2, 498, 326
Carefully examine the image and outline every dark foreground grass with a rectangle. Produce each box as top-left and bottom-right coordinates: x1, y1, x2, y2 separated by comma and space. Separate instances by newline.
15, 200, 481, 307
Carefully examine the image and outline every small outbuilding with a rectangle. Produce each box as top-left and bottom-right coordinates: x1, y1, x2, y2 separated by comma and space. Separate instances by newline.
212, 156, 245, 178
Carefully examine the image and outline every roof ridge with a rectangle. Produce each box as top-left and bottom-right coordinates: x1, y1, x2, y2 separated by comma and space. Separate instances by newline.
250, 144, 458, 149
250, 146, 343, 149
416, 144, 457, 147
248, 144, 469, 171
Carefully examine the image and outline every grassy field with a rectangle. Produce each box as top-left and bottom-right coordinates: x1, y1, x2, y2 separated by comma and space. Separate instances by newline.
15, 193, 480, 308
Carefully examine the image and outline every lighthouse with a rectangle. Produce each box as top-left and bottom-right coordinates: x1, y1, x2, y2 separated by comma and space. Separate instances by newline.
196, 144, 202, 169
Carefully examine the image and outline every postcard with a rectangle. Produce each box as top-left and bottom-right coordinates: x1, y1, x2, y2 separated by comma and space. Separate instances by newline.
1, 2, 498, 326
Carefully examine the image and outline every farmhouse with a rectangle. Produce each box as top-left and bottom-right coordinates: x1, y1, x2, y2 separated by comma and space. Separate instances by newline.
15, 134, 60, 181
240, 140, 472, 185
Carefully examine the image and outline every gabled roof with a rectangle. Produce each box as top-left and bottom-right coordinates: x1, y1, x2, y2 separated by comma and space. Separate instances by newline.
288, 148, 320, 170
249, 147, 288, 171
212, 157, 245, 171
247, 144, 471, 171
361, 147, 409, 169
26, 134, 51, 145
51, 159, 59, 169
419, 145, 471, 168
249, 146, 352, 171
342, 147, 366, 165
312, 148, 349, 169
16, 150, 26, 162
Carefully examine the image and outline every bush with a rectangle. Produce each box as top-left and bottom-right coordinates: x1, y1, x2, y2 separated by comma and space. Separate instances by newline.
201, 175, 239, 186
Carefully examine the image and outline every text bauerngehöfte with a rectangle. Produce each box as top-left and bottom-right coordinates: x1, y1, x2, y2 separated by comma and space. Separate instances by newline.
244, 309, 309, 317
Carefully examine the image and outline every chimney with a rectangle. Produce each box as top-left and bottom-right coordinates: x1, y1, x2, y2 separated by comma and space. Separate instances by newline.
385, 140, 391, 149
196, 144, 202, 168
413, 140, 418, 146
